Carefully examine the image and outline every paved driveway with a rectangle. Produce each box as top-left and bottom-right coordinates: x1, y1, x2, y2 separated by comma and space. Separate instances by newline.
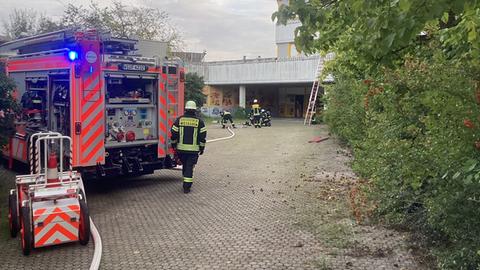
0, 119, 425, 269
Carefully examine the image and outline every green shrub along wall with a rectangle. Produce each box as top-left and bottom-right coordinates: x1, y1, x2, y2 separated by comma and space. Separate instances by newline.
273, 0, 480, 268
323, 54, 480, 269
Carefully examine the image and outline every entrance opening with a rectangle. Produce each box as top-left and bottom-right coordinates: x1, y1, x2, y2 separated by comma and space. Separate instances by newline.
49, 74, 70, 135
295, 95, 304, 118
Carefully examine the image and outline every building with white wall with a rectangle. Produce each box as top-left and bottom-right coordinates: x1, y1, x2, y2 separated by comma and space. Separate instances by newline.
188, 0, 324, 118
275, 0, 303, 58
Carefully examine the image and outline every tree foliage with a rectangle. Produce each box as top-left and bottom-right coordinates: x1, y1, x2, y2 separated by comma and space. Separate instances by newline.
2, 9, 62, 39
0, 61, 17, 147
185, 73, 206, 107
2, 2, 183, 49
273, 0, 480, 69
274, 1, 480, 269
61, 1, 183, 49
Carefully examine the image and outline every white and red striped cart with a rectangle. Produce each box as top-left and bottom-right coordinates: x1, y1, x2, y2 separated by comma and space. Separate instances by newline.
8, 132, 90, 255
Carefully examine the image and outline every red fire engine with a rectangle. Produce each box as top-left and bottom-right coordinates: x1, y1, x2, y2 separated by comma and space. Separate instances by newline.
1, 29, 184, 178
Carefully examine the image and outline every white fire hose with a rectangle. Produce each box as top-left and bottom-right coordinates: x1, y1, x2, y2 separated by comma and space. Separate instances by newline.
89, 219, 102, 270
88, 126, 235, 270
207, 126, 236, 143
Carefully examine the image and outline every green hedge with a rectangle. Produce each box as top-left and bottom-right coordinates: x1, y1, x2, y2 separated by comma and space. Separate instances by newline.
324, 54, 480, 269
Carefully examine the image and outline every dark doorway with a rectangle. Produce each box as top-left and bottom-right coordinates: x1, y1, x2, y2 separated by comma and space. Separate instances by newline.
294, 95, 304, 118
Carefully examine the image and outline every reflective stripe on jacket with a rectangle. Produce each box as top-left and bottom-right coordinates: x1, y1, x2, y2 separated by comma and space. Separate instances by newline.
252, 104, 261, 116
171, 114, 207, 153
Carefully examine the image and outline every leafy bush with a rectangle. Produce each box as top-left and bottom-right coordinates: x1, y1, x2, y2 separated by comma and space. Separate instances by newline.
323, 74, 366, 144
0, 61, 17, 148
325, 52, 480, 269
273, 1, 480, 267
232, 107, 247, 120
185, 72, 206, 107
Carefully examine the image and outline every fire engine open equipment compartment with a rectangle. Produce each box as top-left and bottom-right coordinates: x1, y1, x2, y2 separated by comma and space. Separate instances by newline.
50, 74, 71, 135
104, 74, 160, 174
1, 29, 185, 178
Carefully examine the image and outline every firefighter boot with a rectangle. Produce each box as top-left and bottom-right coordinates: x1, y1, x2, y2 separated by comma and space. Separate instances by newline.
183, 182, 192, 193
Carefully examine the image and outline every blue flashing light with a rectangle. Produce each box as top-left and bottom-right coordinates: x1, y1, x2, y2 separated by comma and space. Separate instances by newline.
68, 51, 79, 61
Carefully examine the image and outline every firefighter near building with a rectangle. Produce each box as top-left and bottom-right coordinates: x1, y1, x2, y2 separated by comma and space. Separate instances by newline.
251, 99, 262, 128
171, 101, 207, 193
0, 29, 185, 179
220, 110, 235, 129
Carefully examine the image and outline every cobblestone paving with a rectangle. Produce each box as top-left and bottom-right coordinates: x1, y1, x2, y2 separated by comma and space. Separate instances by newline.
0, 119, 429, 269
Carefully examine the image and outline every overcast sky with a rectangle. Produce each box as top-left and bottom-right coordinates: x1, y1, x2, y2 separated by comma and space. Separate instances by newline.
0, 0, 278, 60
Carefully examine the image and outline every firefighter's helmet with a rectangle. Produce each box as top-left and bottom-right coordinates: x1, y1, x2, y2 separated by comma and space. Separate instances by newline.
253, 99, 258, 103
185, 100, 197, 110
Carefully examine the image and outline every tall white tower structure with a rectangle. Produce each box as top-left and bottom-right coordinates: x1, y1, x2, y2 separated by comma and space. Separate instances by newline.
275, 0, 302, 58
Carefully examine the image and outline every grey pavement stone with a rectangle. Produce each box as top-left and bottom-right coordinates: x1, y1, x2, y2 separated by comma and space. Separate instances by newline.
0, 120, 429, 270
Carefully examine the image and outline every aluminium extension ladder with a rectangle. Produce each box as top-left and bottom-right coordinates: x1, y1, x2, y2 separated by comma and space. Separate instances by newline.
304, 57, 326, 126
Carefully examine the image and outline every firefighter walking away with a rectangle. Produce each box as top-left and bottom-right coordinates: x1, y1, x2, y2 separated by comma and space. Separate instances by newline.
171, 101, 207, 193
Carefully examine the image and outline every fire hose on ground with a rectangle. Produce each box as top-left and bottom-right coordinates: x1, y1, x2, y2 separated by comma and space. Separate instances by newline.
88, 126, 235, 270
89, 219, 102, 270
206, 126, 236, 143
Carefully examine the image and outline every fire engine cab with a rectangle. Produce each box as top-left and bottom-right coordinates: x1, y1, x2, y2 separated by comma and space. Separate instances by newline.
1, 29, 184, 178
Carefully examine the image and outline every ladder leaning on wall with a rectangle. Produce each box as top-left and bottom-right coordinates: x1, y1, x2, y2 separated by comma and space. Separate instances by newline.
304, 56, 326, 125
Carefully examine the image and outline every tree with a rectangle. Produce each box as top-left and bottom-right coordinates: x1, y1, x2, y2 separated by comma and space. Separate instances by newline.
61, 1, 184, 50
3, 2, 183, 50
2, 9, 39, 39
185, 73, 206, 107
273, 0, 480, 69
37, 14, 63, 34
0, 61, 17, 147
2, 9, 62, 39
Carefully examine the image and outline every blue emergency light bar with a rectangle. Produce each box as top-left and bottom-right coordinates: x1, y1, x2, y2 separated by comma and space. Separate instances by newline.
68, 51, 79, 61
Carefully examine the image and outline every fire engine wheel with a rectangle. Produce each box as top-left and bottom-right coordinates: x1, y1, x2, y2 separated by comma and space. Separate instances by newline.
79, 192, 91, 246
8, 192, 19, 238
20, 206, 32, 256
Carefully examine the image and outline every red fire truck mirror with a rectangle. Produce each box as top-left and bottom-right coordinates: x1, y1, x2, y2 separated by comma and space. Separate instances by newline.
75, 122, 82, 135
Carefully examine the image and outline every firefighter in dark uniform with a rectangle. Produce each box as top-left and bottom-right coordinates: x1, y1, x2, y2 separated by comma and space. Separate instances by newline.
171, 101, 207, 193
251, 99, 261, 128
220, 110, 235, 128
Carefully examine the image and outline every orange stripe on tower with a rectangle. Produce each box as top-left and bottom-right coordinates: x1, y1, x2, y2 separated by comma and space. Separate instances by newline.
160, 96, 167, 106
81, 110, 103, 135
33, 209, 47, 221
36, 223, 78, 246
81, 98, 103, 122
81, 126, 104, 152
168, 92, 176, 104
159, 122, 167, 133
67, 205, 80, 211
82, 71, 101, 92
35, 208, 76, 225
81, 139, 104, 164
82, 87, 101, 105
